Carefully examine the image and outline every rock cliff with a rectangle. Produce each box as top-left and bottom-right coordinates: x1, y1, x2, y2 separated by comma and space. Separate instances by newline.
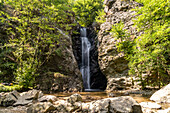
36, 27, 83, 93
98, 0, 142, 91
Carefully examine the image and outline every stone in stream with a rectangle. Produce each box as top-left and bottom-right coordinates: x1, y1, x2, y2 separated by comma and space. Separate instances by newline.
150, 83, 170, 103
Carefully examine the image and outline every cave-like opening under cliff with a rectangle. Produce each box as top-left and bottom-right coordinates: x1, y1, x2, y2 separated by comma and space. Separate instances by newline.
72, 27, 107, 91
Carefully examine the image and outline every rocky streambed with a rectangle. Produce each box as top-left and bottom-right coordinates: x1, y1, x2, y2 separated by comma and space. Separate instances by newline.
0, 84, 170, 113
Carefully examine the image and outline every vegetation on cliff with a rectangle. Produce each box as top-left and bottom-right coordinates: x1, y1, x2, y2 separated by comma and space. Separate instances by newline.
112, 0, 170, 88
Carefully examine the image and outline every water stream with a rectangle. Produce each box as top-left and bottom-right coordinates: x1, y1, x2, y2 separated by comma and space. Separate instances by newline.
80, 27, 91, 90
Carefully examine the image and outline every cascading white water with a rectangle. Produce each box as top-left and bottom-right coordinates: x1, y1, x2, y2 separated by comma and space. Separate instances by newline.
80, 28, 91, 89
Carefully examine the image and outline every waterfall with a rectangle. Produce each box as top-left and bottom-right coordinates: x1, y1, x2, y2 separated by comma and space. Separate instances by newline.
80, 27, 91, 89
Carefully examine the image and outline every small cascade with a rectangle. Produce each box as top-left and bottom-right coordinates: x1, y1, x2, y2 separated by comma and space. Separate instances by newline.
80, 27, 91, 90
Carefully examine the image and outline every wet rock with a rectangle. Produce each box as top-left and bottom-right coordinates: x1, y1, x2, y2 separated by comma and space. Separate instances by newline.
38, 95, 57, 103
27, 102, 56, 113
150, 84, 170, 103
72, 27, 107, 90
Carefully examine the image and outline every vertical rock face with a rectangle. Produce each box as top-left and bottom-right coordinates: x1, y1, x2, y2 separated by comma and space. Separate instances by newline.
36, 27, 83, 93
98, 0, 142, 91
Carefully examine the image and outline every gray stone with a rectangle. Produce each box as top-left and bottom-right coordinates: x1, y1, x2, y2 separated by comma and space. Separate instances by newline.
27, 102, 56, 113
13, 97, 32, 106
150, 84, 170, 103
20, 89, 43, 100
13, 89, 44, 106
38, 95, 57, 103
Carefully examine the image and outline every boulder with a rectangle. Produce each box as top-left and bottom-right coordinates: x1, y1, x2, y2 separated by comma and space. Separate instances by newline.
53, 94, 82, 112
109, 96, 142, 113
82, 96, 142, 113
27, 102, 56, 113
13, 89, 44, 106
0, 90, 20, 107
150, 84, 170, 103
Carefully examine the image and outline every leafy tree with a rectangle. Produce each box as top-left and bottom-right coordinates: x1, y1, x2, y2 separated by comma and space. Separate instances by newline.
0, 0, 75, 88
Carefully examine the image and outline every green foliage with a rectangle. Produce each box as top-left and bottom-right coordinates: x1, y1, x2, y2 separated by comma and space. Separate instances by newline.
111, 22, 134, 57
72, 0, 104, 27
0, 84, 23, 92
0, 0, 75, 88
95, 9, 106, 24
112, 0, 170, 88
